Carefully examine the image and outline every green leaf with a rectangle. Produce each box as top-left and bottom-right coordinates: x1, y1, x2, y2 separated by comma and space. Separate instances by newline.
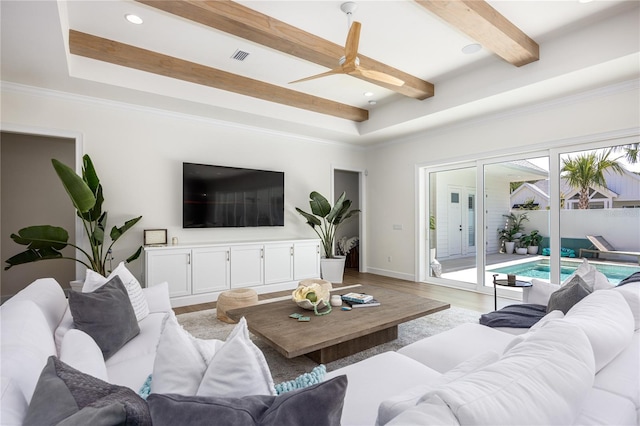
126, 246, 143, 263
309, 191, 331, 218
5, 249, 63, 270
52, 159, 96, 214
110, 216, 142, 242
82, 154, 100, 195
295, 208, 321, 227
10, 225, 69, 250
326, 192, 346, 224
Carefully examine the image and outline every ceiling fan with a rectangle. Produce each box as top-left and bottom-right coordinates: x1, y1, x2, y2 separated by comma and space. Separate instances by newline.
290, 2, 404, 87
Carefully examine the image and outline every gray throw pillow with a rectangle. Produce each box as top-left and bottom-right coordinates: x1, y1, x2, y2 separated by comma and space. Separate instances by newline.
23, 356, 151, 426
547, 275, 591, 314
69, 275, 140, 360
147, 375, 348, 426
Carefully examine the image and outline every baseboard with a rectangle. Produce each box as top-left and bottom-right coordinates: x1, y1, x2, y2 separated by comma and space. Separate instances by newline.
364, 267, 415, 282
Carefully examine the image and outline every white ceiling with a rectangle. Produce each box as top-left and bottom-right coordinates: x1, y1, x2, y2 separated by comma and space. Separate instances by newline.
1, 0, 639, 146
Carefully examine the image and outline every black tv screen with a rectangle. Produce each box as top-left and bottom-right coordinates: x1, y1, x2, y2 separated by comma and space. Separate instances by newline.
183, 163, 284, 228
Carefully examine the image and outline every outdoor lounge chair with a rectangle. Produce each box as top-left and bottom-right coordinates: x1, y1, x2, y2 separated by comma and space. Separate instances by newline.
579, 235, 640, 265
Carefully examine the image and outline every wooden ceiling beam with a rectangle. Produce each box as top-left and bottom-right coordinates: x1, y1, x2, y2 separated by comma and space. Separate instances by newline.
135, 0, 435, 100
415, 0, 539, 67
68, 30, 368, 122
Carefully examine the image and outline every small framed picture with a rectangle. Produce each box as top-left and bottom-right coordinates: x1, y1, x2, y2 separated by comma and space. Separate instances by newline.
144, 229, 167, 246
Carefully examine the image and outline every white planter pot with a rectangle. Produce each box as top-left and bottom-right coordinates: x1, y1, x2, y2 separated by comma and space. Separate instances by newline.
320, 256, 346, 283
527, 246, 539, 255
504, 241, 515, 254
516, 247, 527, 255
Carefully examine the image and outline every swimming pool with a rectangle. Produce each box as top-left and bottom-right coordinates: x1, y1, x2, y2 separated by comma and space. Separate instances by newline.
488, 260, 640, 285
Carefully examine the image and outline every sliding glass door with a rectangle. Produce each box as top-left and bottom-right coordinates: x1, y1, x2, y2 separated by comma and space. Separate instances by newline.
422, 139, 639, 293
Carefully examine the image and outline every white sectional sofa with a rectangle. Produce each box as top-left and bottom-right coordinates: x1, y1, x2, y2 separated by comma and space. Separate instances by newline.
327, 275, 640, 425
2, 265, 638, 426
0, 278, 172, 425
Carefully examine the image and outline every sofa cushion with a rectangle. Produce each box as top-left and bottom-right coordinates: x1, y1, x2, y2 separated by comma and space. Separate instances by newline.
389, 320, 595, 426
4, 278, 67, 334
59, 329, 108, 382
326, 351, 441, 426
547, 274, 591, 313
572, 387, 638, 426
106, 312, 167, 391
1, 300, 58, 423
564, 289, 634, 372
397, 323, 515, 373
147, 375, 347, 426
54, 307, 74, 355
84, 262, 150, 321
69, 276, 140, 360
593, 332, 639, 409
142, 281, 172, 314
613, 280, 640, 330
23, 356, 151, 426
377, 351, 500, 425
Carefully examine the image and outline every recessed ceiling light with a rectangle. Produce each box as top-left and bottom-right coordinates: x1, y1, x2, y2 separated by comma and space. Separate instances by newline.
578, 0, 594, 3
125, 14, 143, 25
363, 92, 374, 97
462, 43, 482, 54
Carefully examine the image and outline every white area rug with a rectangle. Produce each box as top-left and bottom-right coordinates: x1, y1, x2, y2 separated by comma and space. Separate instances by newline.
177, 305, 481, 383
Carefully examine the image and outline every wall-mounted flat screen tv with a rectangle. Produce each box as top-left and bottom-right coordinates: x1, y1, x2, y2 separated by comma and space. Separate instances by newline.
183, 162, 284, 228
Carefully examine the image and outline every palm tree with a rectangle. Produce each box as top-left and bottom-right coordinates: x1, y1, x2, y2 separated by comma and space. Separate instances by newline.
561, 150, 625, 209
612, 142, 639, 165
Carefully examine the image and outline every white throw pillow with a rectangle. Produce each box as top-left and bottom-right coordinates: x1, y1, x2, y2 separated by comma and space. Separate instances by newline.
408, 320, 595, 426
150, 314, 221, 395
564, 289, 635, 372
83, 262, 150, 321
196, 317, 276, 397
59, 329, 109, 382
565, 258, 613, 292
527, 279, 560, 305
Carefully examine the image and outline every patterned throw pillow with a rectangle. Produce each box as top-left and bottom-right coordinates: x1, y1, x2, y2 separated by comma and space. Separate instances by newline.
84, 262, 149, 321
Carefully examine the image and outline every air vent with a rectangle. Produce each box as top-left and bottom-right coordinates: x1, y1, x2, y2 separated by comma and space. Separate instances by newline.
231, 49, 250, 61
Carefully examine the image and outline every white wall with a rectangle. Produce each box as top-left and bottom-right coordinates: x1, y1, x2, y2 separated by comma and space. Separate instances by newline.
1, 88, 366, 286
365, 83, 640, 280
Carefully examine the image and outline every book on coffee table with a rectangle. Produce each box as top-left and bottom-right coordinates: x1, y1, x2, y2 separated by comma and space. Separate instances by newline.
349, 298, 380, 308
341, 292, 374, 304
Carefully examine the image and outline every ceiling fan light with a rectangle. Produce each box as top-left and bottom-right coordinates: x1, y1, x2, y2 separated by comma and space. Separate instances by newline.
125, 14, 143, 25
462, 43, 482, 54
364, 92, 374, 97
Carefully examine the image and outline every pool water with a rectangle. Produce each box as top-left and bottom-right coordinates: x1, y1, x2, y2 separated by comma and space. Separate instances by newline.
489, 260, 640, 285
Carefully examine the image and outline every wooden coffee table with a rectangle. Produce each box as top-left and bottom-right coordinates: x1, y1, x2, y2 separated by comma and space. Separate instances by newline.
226, 284, 449, 363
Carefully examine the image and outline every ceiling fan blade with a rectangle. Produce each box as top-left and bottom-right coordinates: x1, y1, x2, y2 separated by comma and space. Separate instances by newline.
350, 67, 405, 86
289, 68, 344, 84
344, 21, 361, 65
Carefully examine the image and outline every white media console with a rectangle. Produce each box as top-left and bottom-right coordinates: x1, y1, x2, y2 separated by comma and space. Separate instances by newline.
144, 239, 321, 307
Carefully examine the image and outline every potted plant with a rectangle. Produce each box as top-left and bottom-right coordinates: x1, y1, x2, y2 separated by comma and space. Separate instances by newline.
498, 228, 517, 254
296, 191, 359, 283
520, 230, 543, 255
4, 155, 143, 287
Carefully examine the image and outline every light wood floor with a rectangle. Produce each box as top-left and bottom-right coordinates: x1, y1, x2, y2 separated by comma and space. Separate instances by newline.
173, 268, 497, 315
